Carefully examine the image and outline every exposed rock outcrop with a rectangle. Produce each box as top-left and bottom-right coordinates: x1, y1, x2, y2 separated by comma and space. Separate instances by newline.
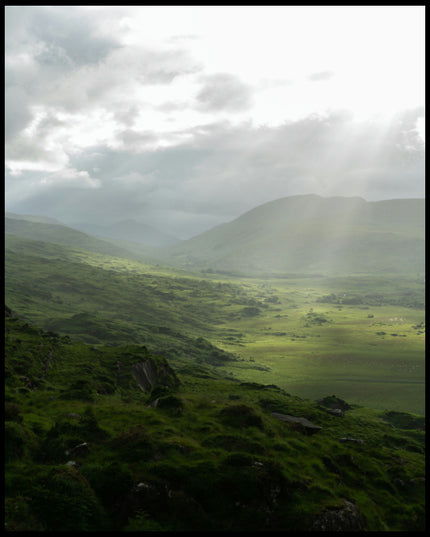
131, 357, 179, 392
271, 412, 322, 434
310, 500, 366, 531
317, 395, 351, 411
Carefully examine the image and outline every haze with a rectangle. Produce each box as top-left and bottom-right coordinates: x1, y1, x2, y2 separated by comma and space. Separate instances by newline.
5, 6, 425, 239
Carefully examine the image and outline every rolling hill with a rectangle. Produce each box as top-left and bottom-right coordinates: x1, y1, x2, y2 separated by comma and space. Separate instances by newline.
4, 216, 161, 261
161, 195, 425, 275
70, 218, 180, 247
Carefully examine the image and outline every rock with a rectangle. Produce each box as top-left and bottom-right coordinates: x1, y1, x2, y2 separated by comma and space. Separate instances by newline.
310, 500, 366, 531
66, 413, 81, 420
410, 477, 425, 485
317, 395, 351, 411
271, 412, 322, 434
131, 357, 179, 392
340, 437, 364, 444
148, 397, 160, 408
326, 408, 344, 417
69, 442, 89, 456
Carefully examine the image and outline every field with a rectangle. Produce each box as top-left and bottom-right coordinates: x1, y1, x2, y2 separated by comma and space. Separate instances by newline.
5, 234, 425, 415
211, 276, 425, 414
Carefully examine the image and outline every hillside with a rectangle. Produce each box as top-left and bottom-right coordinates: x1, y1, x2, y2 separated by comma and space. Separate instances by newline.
161, 195, 425, 275
4, 216, 158, 261
5, 231, 425, 414
6, 212, 65, 225
5, 309, 425, 531
70, 218, 180, 247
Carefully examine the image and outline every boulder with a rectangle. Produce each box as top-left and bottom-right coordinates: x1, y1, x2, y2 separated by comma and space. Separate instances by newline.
326, 408, 344, 417
131, 357, 179, 392
271, 412, 322, 434
340, 437, 364, 444
317, 395, 351, 411
310, 500, 366, 531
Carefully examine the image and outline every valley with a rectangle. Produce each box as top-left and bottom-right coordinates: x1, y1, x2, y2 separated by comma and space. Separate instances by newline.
4, 195, 425, 532
5, 231, 425, 414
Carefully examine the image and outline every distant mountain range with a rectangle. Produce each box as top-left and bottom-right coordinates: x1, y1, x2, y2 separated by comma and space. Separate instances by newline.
160, 194, 425, 275
70, 219, 180, 247
5, 194, 425, 276
4, 214, 151, 260
4, 213, 178, 261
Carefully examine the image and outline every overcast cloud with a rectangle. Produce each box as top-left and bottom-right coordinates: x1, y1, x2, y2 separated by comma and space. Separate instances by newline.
5, 6, 425, 238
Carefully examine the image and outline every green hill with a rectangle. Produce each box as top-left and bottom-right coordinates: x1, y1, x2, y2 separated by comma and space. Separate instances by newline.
5, 231, 425, 414
6, 212, 65, 225
71, 218, 180, 247
162, 195, 425, 275
4, 216, 159, 261
5, 310, 425, 531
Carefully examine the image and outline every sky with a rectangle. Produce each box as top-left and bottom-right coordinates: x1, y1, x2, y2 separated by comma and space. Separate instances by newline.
5, 5, 425, 239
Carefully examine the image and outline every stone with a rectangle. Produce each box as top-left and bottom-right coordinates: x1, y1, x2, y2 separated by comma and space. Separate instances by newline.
271, 412, 322, 433
317, 395, 351, 411
69, 442, 89, 456
326, 408, 344, 417
340, 437, 364, 444
131, 357, 180, 392
310, 500, 366, 531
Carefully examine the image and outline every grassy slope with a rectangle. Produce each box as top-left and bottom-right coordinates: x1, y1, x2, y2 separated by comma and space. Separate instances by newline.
5, 217, 155, 261
5, 312, 425, 532
5, 233, 425, 414
162, 195, 425, 275
212, 275, 425, 414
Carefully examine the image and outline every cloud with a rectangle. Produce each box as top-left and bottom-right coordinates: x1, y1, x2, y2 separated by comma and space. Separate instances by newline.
308, 71, 334, 82
195, 73, 253, 112
5, 7, 424, 239
6, 109, 424, 238
39, 168, 101, 189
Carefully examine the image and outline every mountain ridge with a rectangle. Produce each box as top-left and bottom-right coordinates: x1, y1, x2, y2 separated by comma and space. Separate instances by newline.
69, 218, 180, 247
160, 195, 424, 275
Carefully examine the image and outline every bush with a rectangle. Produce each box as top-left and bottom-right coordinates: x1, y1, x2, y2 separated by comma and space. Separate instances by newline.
156, 395, 184, 415
5, 402, 23, 422
5, 421, 28, 461
219, 404, 264, 429
110, 425, 155, 461
124, 510, 165, 531
29, 466, 107, 531
81, 461, 134, 509
5, 496, 45, 531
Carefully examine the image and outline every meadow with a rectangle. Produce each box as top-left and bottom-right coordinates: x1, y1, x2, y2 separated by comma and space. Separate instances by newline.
212, 276, 425, 414
5, 234, 425, 414
5, 311, 425, 531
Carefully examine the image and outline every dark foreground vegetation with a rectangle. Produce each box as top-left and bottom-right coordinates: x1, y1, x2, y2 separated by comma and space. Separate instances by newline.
5, 308, 425, 532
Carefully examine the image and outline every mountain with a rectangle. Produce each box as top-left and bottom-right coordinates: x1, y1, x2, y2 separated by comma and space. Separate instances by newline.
161, 195, 425, 275
70, 218, 180, 247
5, 212, 65, 226
4, 216, 148, 260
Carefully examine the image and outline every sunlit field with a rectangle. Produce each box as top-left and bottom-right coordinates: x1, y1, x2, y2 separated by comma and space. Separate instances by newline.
209, 276, 425, 414
6, 234, 424, 415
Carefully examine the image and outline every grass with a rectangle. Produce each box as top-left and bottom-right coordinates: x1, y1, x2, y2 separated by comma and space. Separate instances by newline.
5, 233, 425, 415
4, 311, 425, 531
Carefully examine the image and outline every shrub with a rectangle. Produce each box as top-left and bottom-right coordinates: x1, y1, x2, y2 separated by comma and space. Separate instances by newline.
5, 402, 23, 422
156, 395, 184, 415
219, 404, 264, 429
110, 425, 155, 461
29, 466, 107, 531
124, 510, 164, 531
202, 433, 265, 454
5, 496, 45, 531
5, 421, 28, 461
81, 461, 134, 509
